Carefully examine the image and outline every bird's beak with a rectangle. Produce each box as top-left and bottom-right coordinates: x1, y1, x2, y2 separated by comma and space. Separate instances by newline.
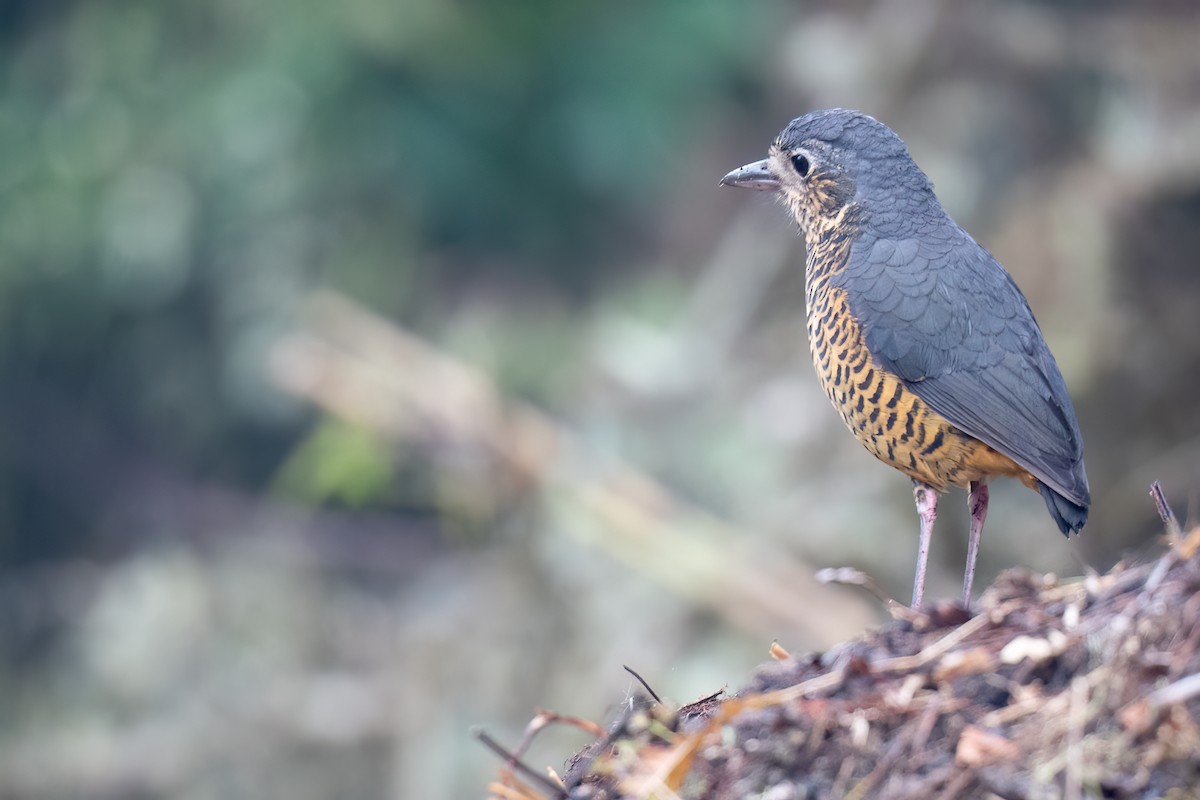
719, 159, 779, 191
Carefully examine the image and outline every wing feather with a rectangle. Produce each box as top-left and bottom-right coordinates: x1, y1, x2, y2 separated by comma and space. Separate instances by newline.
834, 223, 1090, 505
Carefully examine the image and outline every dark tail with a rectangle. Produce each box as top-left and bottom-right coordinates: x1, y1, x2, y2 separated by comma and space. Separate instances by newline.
1039, 481, 1088, 537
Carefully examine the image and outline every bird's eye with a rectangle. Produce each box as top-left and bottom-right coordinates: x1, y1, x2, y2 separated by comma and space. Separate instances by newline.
791, 154, 811, 176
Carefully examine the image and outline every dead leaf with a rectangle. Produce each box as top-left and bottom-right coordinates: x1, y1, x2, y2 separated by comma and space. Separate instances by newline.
955, 725, 1019, 766
933, 646, 996, 681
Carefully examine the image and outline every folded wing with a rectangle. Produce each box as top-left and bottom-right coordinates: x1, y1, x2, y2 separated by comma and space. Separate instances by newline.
834, 224, 1090, 506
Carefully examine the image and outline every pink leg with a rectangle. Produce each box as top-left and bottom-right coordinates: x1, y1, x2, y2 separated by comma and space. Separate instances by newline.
911, 481, 938, 608
963, 481, 989, 606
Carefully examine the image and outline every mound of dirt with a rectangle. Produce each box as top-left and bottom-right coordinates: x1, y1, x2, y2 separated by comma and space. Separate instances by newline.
487, 510, 1200, 799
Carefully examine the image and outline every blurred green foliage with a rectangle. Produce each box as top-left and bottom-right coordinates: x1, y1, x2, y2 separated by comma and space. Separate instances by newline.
275, 420, 393, 507
1, 0, 778, 563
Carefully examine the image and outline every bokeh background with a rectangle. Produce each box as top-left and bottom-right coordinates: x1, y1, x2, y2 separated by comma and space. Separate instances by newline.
3, 1, 1200, 798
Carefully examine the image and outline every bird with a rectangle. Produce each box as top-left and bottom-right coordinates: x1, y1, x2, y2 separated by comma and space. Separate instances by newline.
720, 109, 1089, 608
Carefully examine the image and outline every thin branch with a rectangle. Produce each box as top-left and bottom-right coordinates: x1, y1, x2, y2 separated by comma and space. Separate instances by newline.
624, 664, 663, 703
816, 566, 896, 605
1145, 672, 1200, 710
873, 605, 1004, 674
474, 728, 568, 799
1150, 480, 1182, 541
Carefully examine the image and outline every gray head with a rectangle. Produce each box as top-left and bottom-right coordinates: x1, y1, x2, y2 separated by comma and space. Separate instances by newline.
721, 109, 936, 241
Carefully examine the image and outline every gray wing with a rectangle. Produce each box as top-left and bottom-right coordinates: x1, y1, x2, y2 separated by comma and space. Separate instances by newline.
834, 225, 1090, 506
